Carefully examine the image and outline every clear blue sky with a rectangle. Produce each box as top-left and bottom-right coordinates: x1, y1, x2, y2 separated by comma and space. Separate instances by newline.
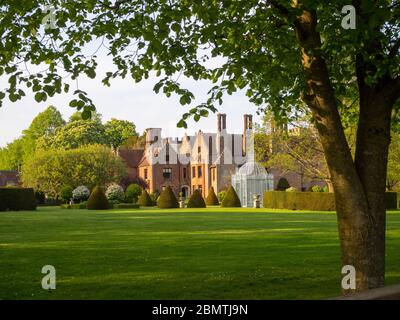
0, 53, 261, 147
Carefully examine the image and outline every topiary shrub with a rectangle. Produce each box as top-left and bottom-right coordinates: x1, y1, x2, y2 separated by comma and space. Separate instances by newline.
277, 177, 290, 191
137, 189, 153, 206
205, 187, 219, 206
125, 183, 142, 203
217, 190, 227, 203
187, 189, 206, 208
221, 186, 241, 207
72, 186, 90, 203
286, 187, 298, 192
87, 186, 109, 210
157, 186, 179, 209
150, 191, 160, 205
311, 185, 324, 193
105, 184, 124, 202
60, 185, 73, 203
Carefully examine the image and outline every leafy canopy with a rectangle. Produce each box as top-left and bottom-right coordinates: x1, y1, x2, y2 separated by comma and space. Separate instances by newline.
21, 144, 126, 197
0, 105, 65, 170
104, 119, 138, 149
1, 1, 399, 126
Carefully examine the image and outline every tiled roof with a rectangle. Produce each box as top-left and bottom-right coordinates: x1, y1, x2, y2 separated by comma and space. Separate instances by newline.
118, 149, 144, 168
0, 170, 20, 187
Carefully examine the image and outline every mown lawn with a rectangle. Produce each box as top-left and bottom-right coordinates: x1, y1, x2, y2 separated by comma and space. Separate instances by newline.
0, 207, 399, 300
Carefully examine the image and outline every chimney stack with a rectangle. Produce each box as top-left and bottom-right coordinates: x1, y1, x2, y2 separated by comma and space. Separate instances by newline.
222, 114, 227, 130
217, 113, 222, 132
243, 114, 253, 131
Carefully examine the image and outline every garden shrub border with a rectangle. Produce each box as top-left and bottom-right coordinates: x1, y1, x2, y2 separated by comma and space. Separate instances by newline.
0, 188, 37, 211
386, 192, 398, 209
264, 191, 398, 211
112, 203, 140, 209
60, 203, 87, 209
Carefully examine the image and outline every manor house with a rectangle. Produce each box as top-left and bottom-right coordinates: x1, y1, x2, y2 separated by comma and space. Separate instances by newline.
119, 113, 255, 198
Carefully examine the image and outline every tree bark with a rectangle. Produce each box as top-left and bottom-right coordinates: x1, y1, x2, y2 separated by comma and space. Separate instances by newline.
325, 179, 334, 193
293, 7, 394, 293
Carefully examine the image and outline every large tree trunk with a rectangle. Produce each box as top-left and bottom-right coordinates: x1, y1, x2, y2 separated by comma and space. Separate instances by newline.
293, 7, 393, 293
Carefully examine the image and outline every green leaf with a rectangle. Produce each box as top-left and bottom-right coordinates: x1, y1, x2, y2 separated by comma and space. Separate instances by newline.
34, 92, 42, 102
177, 119, 187, 128
81, 109, 92, 120
69, 99, 78, 108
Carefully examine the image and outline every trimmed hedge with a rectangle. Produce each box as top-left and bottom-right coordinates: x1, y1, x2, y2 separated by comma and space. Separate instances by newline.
264, 191, 335, 211
87, 186, 109, 210
60, 203, 86, 209
264, 191, 398, 211
386, 192, 398, 209
205, 187, 219, 206
157, 186, 179, 209
221, 186, 241, 207
112, 203, 140, 209
137, 189, 153, 206
0, 188, 37, 211
187, 190, 206, 208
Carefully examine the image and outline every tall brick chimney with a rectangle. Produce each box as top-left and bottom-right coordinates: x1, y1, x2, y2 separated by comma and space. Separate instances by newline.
222, 114, 227, 130
248, 114, 253, 129
217, 113, 222, 132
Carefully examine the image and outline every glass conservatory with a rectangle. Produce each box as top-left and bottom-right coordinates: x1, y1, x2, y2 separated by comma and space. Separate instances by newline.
232, 130, 274, 207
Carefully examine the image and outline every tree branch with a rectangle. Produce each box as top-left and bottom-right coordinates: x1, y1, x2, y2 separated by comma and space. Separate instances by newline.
389, 38, 400, 59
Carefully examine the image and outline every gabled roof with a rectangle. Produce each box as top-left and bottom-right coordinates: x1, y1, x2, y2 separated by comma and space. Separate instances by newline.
118, 149, 144, 168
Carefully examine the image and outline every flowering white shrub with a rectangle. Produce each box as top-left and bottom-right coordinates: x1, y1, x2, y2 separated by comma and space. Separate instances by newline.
72, 186, 90, 202
106, 184, 125, 201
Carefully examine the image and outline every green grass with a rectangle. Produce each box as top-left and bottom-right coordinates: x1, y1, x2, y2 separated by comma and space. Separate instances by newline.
0, 207, 399, 300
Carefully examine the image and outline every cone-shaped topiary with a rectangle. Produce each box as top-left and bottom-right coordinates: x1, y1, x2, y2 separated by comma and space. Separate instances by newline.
276, 177, 290, 191
87, 186, 109, 210
205, 187, 219, 206
137, 189, 153, 206
187, 189, 206, 208
221, 186, 241, 207
157, 186, 179, 209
